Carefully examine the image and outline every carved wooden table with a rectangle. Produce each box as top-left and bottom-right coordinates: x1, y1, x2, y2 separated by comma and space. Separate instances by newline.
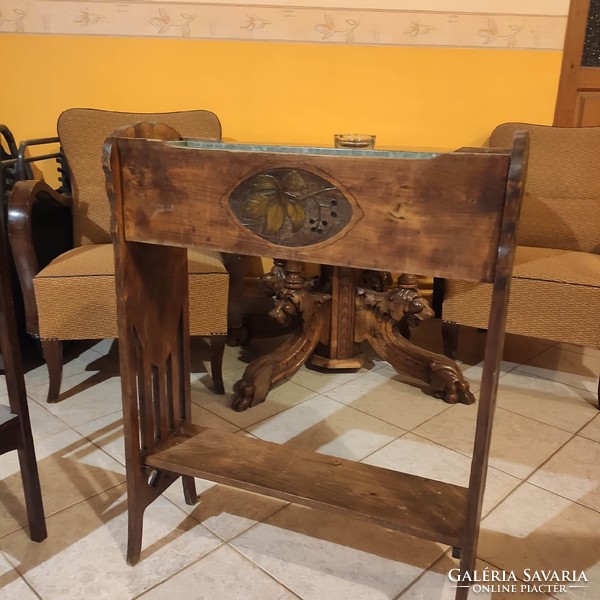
105, 125, 527, 600
235, 256, 474, 410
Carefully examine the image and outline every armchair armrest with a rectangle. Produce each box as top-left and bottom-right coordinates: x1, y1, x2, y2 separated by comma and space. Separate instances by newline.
17, 137, 70, 194
8, 180, 73, 336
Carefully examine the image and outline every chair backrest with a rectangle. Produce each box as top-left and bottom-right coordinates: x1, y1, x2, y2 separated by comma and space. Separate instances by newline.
58, 108, 222, 247
490, 122, 600, 254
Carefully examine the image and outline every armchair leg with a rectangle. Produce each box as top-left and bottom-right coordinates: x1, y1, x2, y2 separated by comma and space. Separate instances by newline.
441, 322, 459, 360
210, 335, 226, 395
41, 340, 63, 403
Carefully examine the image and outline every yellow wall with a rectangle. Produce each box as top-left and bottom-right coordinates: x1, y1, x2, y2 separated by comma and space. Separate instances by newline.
4, 34, 562, 152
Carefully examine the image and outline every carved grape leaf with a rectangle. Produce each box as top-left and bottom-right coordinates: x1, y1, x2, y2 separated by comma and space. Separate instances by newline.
243, 172, 308, 235
231, 168, 355, 247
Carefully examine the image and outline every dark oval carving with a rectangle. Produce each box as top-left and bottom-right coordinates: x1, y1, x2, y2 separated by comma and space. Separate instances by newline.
229, 168, 352, 247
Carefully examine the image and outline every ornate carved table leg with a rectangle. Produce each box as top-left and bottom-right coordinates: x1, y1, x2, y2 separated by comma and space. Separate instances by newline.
357, 274, 475, 405
311, 266, 365, 369
232, 260, 331, 411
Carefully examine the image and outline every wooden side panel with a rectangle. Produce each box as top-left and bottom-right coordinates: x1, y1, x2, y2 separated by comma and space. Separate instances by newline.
115, 139, 512, 283
116, 241, 191, 455
106, 124, 193, 463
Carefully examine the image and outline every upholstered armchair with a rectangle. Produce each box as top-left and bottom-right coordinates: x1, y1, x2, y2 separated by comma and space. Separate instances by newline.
8, 108, 241, 402
439, 122, 600, 398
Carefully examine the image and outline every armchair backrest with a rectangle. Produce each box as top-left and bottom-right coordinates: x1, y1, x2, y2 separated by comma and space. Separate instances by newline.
490, 122, 600, 254
57, 108, 222, 247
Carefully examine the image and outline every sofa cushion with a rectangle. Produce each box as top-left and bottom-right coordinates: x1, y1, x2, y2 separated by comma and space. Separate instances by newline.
442, 245, 600, 348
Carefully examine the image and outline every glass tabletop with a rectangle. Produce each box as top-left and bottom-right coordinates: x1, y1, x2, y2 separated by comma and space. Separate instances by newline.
169, 139, 441, 160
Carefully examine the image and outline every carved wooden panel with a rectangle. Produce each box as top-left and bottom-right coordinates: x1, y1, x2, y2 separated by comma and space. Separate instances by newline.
115, 139, 513, 283
229, 168, 353, 247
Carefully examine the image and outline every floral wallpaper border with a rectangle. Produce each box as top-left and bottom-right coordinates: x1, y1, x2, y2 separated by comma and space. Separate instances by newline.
0, 2, 567, 50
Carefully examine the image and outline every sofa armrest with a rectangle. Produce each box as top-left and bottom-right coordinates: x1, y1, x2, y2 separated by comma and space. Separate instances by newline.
8, 180, 73, 336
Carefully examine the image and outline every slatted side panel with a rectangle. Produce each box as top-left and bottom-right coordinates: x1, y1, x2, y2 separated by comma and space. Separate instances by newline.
116, 139, 512, 283
115, 241, 192, 457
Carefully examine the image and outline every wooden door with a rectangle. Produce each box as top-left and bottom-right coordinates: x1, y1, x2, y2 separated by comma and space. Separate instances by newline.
555, 0, 600, 126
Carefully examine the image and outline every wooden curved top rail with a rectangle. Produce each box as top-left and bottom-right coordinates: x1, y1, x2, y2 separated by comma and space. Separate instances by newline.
106, 134, 527, 283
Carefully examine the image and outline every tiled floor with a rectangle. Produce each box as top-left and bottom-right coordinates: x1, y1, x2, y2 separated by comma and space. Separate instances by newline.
1, 319, 599, 599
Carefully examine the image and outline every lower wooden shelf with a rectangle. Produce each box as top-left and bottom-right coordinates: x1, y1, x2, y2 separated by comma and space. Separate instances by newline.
147, 425, 468, 548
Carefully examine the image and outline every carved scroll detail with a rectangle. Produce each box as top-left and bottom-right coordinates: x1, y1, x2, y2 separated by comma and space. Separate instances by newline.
232, 260, 331, 411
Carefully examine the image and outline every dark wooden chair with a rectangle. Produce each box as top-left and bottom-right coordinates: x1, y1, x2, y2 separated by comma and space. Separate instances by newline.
105, 124, 528, 599
0, 135, 46, 542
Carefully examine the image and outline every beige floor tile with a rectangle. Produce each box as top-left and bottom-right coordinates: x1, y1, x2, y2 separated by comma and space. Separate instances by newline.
446, 360, 515, 392
24, 344, 118, 395
27, 371, 123, 427
87, 338, 118, 358
139, 544, 297, 599
579, 414, 600, 443
325, 370, 450, 430
518, 346, 600, 395
188, 338, 241, 393
2, 485, 222, 600
231, 504, 445, 600
401, 554, 554, 599
442, 326, 553, 367
163, 482, 287, 542
529, 435, 600, 511
87, 337, 215, 385
71, 401, 239, 468
246, 396, 405, 461
0, 395, 69, 440
556, 343, 600, 360
73, 412, 283, 543
289, 364, 374, 395
479, 483, 600, 599
363, 433, 520, 515
414, 404, 572, 479
494, 370, 597, 433
191, 374, 318, 429
0, 428, 124, 537
191, 402, 242, 431
73, 412, 126, 465
0, 552, 39, 600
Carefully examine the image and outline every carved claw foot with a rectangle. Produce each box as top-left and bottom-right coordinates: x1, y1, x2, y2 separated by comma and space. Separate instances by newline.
232, 379, 264, 412
428, 363, 475, 405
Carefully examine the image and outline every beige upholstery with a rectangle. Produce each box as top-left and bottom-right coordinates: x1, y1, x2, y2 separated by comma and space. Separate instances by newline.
57, 108, 222, 246
34, 245, 228, 340
33, 108, 229, 341
442, 123, 600, 352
